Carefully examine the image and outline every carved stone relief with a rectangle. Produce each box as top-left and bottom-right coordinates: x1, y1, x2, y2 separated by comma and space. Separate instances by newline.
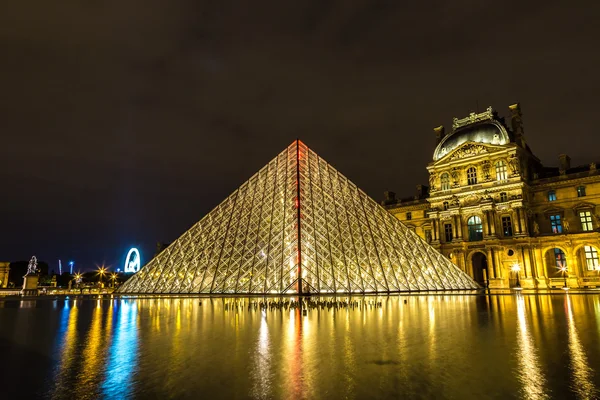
449, 144, 489, 161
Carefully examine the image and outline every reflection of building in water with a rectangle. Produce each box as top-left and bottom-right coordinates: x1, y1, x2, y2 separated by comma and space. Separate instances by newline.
0, 262, 9, 288
384, 104, 600, 289
565, 295, 596, 398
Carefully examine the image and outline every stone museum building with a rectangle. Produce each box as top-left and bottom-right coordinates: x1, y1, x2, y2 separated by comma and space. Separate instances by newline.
383, 104, 600, 289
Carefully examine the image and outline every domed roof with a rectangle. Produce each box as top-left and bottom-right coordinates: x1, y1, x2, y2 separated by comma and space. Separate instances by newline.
433, 120, 510, 161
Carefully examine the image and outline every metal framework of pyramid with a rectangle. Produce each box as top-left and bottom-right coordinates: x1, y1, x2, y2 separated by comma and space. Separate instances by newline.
119, 141, 479, 294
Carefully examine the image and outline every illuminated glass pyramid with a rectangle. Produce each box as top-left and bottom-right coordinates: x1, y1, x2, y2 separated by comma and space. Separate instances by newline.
119, 141, 478, 294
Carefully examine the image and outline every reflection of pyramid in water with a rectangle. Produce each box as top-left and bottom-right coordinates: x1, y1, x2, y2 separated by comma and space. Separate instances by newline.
119, 141, 479, 294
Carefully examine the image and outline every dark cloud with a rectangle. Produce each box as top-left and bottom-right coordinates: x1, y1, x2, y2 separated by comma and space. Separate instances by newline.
1, 1, 599, 269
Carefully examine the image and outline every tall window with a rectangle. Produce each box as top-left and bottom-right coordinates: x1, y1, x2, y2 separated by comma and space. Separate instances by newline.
467, 167, 478, 185
579, 211, 593, 231
443, 201, 449, 210
502, 216, 513, 237
584, 246, 599, 270
495, 160, 508, 181
550, 214, 563, 234
441, 173, 450, 191
554, 248, 567, 269
467, 216, 483, 241
499, 192, 508, 202
577, 186, 586, 197
444, 223, 453, 242
425, 230, 432, 243
406, 212, 412, 221
548, 190, 557, 201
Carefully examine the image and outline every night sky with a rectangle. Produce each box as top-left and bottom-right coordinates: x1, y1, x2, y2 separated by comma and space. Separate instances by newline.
2, 1, 599, 271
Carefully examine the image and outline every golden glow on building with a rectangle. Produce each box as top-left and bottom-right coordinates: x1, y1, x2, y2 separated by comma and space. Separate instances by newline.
385, 104, 600, 289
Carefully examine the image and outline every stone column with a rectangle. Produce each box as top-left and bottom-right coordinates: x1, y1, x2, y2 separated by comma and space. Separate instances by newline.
520, 209, 528, 236
482, 211, 490, 237
521, 246, 532, 278
516, 208, 524, 235
534, 246, 546, 278
486, 248, 496, 279
489, 212, 496, 235
456, 215, 463, 240
494, 247, 504, 279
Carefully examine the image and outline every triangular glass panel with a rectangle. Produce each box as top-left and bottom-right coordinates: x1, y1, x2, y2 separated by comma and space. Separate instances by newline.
119, 141, 479, 294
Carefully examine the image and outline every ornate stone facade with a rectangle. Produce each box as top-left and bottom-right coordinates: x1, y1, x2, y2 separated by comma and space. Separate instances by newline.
384, 104, 600, 289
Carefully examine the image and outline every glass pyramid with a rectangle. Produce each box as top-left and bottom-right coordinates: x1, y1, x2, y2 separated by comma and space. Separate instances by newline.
119, 141, 479, 294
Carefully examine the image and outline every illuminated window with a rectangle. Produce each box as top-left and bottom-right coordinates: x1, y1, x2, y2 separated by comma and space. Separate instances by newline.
467, 216, 483, 241
443, 201, 449, 210
502, 216, 513, 237
499, 192, 508, 202
548, 190, 556, 201
579, 211, 593, 231
406, 212, 412, 220
467, 167, 478, 185
444, 223, 453, 242
495, 160, 508, 181
550, 214, 562, 234
441, 173, 450, 191
554, 248, 567, 269
584, 246, 599, 270
577, 186, 586, 197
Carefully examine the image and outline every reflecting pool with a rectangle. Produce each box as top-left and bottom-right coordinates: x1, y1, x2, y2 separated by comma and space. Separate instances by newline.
1, 294, 600, 399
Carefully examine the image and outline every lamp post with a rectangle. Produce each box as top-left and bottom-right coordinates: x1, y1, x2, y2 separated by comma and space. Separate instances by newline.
73, 272, 82, 293
97, 266, 107, 288
560, 266, 568, 289
110, 273, 118, 288
511, 263, 521, 289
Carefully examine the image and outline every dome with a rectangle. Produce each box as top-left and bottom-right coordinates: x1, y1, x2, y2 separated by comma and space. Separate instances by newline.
433, 120, 510, 161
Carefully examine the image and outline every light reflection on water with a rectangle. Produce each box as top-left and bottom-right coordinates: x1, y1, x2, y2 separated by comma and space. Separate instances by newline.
1, 294, 600, 399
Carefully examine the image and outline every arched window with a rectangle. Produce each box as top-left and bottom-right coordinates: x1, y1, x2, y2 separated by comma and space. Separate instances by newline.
467, 167, 478, 185
467, 216, 483, 241
495, 160, 507, 181
440, 173, 450, 191
443, 201, 449, 210
554, 248, 567, 269
584, 246, 599, 270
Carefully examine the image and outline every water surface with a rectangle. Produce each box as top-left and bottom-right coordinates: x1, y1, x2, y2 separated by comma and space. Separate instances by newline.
1, 294, 599, 399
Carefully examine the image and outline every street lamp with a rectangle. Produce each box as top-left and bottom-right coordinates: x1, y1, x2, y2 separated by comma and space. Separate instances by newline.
559, 266, 568, 289
72, 272, 82, 291
110, 273, 118, 288
511, 263, 521, 289
97, 266, 107, 287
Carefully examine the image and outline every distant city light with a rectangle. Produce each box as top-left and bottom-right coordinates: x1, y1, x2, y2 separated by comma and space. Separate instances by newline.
69, 261, 74, 274
124, 248, 141, 273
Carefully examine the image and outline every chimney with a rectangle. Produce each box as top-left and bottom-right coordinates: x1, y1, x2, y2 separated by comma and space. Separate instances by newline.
559, 154, 571, 173
382, 191, 396, 205
508, 103, 526, 147
415, 184, 428, 199
434, 126, 445, 144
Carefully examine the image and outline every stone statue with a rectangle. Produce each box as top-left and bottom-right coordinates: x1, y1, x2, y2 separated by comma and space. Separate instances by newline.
429, 172, 437, 191
533, 221, 540, 236
451, 195, 460, 207
563, 219, 570, 233
509, 154, 520, 176
26, 256, 38, 275
450, 168, 459, 186
481, 161, 491, 180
